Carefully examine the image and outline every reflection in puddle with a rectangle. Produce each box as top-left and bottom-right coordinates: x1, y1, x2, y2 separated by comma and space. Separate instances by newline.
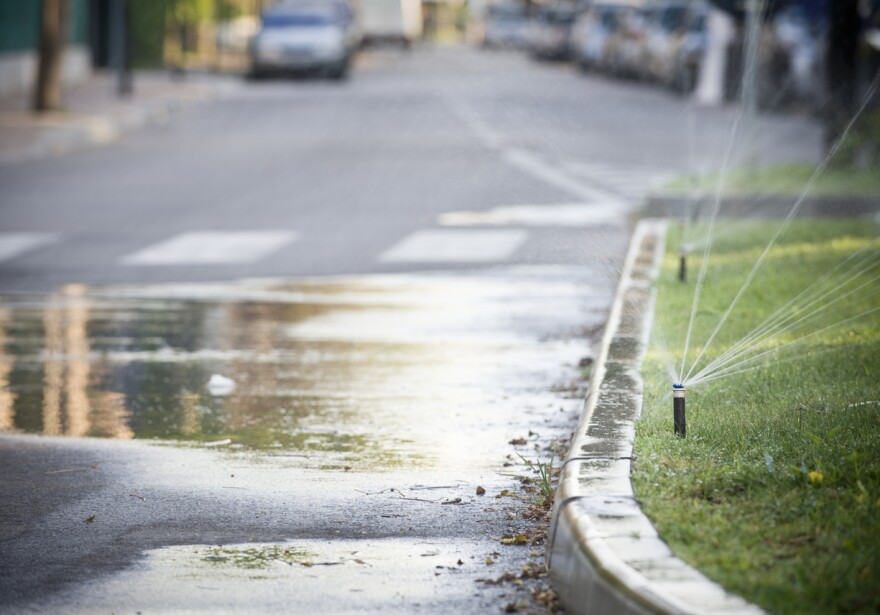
0, 272, 604, 471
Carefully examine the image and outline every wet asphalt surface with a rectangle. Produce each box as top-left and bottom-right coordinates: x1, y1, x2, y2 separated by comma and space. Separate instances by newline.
0, 270, 610, 613
0, 45, 823, 613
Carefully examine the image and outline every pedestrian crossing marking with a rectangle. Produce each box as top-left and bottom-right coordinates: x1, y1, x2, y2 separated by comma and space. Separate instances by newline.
0, 233, 58, 263
438, 203, 624, 227
379, 229, 528, 263
121, 231, 297, 265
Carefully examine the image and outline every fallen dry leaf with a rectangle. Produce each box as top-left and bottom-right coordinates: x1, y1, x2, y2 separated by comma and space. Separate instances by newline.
83, 515, 96, 523
500, 534, 529, 545
509, 437, 528, 445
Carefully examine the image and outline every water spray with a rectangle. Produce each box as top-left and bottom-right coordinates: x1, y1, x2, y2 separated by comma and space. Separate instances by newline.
673, 384, 686, 437
678, 247, 687, 283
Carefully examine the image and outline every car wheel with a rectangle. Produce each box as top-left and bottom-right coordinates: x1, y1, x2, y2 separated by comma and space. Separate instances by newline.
328, 58, 350, 80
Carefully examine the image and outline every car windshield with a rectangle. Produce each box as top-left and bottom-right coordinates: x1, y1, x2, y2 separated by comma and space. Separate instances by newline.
599, 7, 624, 28
262, 11, 335, 28
544, 11, 576, 24
660, 6, 688, 31
488, 5, 526, 19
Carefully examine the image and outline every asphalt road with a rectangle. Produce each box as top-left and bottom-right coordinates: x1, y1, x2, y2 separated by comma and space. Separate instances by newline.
0, 44, 824, 614
0, 45, 822, 292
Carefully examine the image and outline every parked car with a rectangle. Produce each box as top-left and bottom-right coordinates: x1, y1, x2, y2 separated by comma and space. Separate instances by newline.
768, 3, 825, 108
250, 1, 359, 79
642, 1, 690, 84
602, 1, 649, 78
482, 1, 530, 49
668, 1, 708, 93
570, 1, 630, 70
528, 5, 579, 60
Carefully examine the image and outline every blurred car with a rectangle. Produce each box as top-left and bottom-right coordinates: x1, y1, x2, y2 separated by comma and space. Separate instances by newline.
602, 1, 649, 78
528, 5, 579, 60
668, 1, 708, 93
642, 1, 690, 84
482, 2, 530, 49
570, 1, 629, 70
250, 1, 359, 79
769, 3, 825, 108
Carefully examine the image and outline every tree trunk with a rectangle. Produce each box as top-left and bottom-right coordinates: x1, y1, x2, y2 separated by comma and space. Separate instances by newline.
825, 0, 860, 151
33, 0, 70, 112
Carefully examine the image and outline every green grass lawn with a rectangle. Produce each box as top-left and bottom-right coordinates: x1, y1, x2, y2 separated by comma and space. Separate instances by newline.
663, 110, 880, 198
663, 163, 880, 197
632, 218, 880, 614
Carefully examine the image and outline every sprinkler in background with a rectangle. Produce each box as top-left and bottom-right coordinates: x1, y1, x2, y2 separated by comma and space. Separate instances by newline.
673, 383, 686, 437
678, 247, 687, 282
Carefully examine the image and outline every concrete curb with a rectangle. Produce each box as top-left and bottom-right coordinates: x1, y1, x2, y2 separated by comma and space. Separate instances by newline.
546, 219, 765, 615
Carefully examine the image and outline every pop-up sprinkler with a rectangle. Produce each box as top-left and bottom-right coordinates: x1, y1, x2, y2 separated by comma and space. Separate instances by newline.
678, 248, 687, 282
673, 383, 686, 437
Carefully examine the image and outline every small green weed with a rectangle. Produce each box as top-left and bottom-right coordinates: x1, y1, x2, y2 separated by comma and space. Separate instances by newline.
517, 448, 556, 506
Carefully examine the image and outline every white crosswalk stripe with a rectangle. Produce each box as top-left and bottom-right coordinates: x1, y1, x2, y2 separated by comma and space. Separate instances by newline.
0, 233, 59, 263
560, 161, 675, 202
120, 231, 297, 265
438, 203, 625, 227
379, 229, 528, 264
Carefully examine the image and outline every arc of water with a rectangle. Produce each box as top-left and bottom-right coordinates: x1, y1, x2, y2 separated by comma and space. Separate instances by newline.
690, 274, 880, 385
651, 318, 682, 383
683, 75, 880, 384
678, 109, 746, 382
689, 342, 849, 387
686, 304, 880, 387
691, 267, 879, 383
700, 247, 876, 364
683, 220, 751, 254
694, 249, 875, 374
689, 254, 880, 383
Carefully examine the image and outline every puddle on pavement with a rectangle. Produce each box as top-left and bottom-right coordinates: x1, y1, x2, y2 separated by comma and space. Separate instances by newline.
26, 538, 520, 614
0, 271, 606, 471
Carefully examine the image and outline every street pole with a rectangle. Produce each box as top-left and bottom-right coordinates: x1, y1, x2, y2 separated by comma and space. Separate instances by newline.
33, 0, 68, 112
740, 0, 764, 173
110, 0, 132, 97
741, 0, 762, 119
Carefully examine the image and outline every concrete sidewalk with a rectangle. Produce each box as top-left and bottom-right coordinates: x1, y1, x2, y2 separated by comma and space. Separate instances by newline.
0, 71, 240, 166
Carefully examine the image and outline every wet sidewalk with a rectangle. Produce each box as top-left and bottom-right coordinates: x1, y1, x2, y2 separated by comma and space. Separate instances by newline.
0, 266, 620, 614
0, 71, 240, 166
